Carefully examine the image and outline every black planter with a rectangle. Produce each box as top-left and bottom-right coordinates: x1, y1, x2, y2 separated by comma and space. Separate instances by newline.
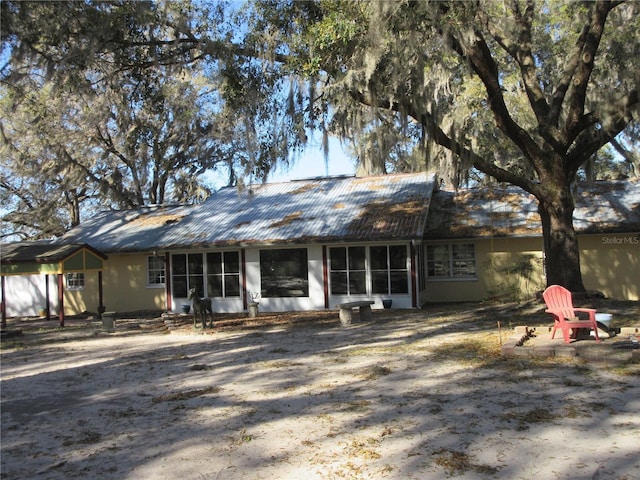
181, 304, 191, 314
382, 299, 392, 309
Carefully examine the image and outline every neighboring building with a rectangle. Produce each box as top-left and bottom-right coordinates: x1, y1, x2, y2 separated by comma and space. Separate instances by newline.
1, 173, 638, 319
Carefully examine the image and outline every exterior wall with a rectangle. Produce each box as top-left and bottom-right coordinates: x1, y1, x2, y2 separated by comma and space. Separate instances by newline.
3, 274, 58, 317
102, 253, 166, 312
579, 233, 640, 301
17, 232, 633, 317
245, 246, 326, 312
421, 237, 545, 303
63, 270, 101, 315
169, 242, 416, 314
3, 270, 103, 317
421, 233, 639, 303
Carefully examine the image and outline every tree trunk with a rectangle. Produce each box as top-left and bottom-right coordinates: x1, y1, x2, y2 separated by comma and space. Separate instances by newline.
537, 187, 586, 293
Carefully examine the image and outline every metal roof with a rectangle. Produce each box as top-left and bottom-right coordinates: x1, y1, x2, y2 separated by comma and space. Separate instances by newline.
424, 179, 640, 239
58, 173, 438, 253
58, 203, 194, 253
1, 242, 106, 264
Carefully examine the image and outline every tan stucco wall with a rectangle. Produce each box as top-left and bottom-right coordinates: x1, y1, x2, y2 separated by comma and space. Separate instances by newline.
421, 238, 546, 303
63, 270, 100, 315
579, 233, 639, 301
421, 234, 639, 303
101, 253, 167, 312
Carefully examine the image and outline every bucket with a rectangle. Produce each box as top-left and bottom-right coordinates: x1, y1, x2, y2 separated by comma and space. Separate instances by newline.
595, 313, 612, 328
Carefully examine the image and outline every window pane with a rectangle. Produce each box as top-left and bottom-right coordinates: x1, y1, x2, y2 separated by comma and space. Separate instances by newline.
188, 253, 203, 274
389, 245, 407, 270
173, 277, 187, 298
370, 246, 388, 270
189, 275, 204, 296
330, 272, 348, 294
390, 272, 409, 293
452, 244, 476, 277
330, 247, 347, 270
207, 252, 222, 274
172, 254, 186, 275
349, 271, 367, 294
225, 274, 241, 297
371, 271, 389, 294
207, 275, 223, 297
427, 245, 450, 277
260, 249, 309, 297
349, 247, 366, 271
224, 251, 240, 273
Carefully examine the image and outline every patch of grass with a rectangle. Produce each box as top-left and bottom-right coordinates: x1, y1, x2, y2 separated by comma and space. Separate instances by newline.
516, 407, 557, 431
339, 400, 372, 412
269, 347, 289, 354
152, 386, 220, 403
258, 359, 303, 369
360, 364, 391, 380
62, 430, 102, 446
431, 448, 500, 476
345, 437, 381, 460
429, 333, 503, 364
238, 428, 253, 443
609, 361, 640, 377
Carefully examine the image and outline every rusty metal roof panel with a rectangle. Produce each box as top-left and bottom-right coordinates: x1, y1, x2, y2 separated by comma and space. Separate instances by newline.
58, 203, 195, 253
57, 173, 437, 253
163, 172, 437, 248
424, 179, 640, 239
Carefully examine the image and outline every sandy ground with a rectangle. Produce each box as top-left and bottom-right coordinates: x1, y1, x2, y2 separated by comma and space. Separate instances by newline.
1, 310, 639, 480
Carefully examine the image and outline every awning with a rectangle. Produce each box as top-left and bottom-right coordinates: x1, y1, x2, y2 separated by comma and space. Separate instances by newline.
1, 242, 107, 275
1, 242, 107, 328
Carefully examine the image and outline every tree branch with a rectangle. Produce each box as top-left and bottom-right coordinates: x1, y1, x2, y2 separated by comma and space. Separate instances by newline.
564, 0, 614, 144
348, 88, 539, 194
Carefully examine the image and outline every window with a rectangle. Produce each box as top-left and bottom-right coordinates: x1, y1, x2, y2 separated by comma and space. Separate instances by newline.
260, 248, 309, 297
330, 246, 366, 295
330, 245, 408, 296
171, 251, 241, 298
171, 253, 204, 298
147, 256, 166, 287
426, 244, 476, 279
370, 245, 409, 294
66, 272, 85, 290
206, 251, 240, 297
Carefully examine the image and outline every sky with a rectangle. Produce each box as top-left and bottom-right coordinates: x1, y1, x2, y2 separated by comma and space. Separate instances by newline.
207, 136, 357, 190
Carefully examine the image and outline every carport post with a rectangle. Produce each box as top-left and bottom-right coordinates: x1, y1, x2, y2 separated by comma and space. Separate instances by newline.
1, 276, 6, 329
57, 274, 65, 328
45, 274, 51, 320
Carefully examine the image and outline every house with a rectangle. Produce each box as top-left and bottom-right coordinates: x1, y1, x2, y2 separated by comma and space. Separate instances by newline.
1, 173, 638, 320
423, 179, 640, 302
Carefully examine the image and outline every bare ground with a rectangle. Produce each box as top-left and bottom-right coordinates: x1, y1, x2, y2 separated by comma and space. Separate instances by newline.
1, 300, 639, 479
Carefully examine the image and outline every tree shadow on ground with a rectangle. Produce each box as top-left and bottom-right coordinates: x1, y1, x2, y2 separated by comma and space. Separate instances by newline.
1, 302, 639, 479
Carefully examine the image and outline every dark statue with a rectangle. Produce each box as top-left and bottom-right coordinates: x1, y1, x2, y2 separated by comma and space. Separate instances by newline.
188, 288, 214, 328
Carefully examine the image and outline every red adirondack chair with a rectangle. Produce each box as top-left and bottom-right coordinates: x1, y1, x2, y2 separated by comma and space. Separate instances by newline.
543, 285, 600, 344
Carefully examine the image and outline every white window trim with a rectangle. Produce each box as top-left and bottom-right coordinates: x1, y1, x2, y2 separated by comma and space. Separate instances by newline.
425, 243, 477, 281
147, 255, 166, 288
66, 272, 85, 290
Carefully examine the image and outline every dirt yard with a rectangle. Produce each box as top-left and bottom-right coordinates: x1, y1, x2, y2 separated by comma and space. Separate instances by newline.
1, 301, 639, 479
